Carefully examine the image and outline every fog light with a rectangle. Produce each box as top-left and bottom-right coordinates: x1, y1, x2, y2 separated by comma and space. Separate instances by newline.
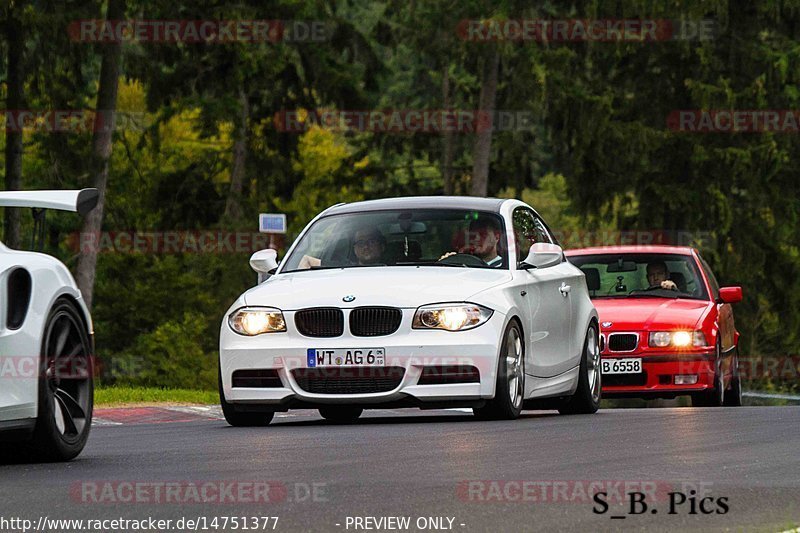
674, 375, 698, 385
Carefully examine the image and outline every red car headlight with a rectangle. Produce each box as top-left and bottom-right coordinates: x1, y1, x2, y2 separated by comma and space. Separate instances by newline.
648, 330, 706, 348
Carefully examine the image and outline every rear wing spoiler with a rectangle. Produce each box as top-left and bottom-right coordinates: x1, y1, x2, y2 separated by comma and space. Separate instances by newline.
0, 188, 99, 216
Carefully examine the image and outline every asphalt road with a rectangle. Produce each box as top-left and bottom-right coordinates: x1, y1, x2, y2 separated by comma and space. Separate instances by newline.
1, 406, 799, 533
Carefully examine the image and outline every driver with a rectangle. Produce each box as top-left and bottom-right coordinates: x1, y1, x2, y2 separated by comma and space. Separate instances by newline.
440, 217, 503, 267
646, 261, 678, 290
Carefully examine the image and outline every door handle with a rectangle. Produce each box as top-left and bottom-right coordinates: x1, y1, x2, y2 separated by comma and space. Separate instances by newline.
559, 283, 571, 296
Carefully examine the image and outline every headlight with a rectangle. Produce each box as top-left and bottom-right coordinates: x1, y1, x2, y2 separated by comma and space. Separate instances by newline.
412, 303, 493, 331
229, 307, 286, 336
648, 330, 706, 348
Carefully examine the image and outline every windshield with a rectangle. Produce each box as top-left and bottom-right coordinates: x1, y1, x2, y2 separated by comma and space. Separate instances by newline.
281, 209, 508, 272
569, 253, 709, 300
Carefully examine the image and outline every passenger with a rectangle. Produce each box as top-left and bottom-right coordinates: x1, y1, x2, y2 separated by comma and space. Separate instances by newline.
298, 227, 386, 269
352, 227, 386, 266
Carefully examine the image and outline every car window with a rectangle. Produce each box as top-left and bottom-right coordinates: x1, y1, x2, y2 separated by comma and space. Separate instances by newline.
512, 207, 550, 260
281, 209, 509, 272
568, 253, 709, 300
696, 253, 720, 299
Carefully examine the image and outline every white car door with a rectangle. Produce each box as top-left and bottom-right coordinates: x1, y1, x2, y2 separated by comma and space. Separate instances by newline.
511, 208, 574, 377
523, 262, 573, 377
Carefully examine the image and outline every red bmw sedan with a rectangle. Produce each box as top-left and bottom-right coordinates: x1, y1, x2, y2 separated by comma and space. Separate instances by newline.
565, 245, 743, 407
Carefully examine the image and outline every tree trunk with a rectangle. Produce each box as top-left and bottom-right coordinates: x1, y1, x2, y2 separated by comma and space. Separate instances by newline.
441, 65, 455, 195
224, 88, 249, 220
470, 46, 499, 197
75, 0, 125, 309
3, 3, 25, 249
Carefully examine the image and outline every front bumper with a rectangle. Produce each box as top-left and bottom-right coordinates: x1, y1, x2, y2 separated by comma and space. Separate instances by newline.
600, 352, 716, 398
219, 309, 506, 408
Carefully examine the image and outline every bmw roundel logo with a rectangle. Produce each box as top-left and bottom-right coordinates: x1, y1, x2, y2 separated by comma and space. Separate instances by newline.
602, 321, 613, 328
343, 295, 356, 302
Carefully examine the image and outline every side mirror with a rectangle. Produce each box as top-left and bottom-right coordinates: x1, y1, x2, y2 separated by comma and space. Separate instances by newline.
520, 243, 564, 270
250, 248, 279, 275
718, 286, 742, 304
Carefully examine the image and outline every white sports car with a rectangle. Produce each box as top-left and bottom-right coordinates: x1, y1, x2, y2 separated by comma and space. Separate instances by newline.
0, 189, 97, 461
219, 196, 600, 425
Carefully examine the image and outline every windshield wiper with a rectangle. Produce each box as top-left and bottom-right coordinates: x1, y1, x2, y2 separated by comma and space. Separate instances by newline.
626, 292, 679, 299
426, 262, 469, 268
281, 264, 388, 274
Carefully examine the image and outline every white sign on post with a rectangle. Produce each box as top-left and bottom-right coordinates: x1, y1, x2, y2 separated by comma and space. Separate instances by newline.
259, 213, 287, 234
256, 213, 286, 285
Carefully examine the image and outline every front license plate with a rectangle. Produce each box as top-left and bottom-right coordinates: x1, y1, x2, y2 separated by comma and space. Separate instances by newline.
602, 358, 642, 374
307, 348, 385, 368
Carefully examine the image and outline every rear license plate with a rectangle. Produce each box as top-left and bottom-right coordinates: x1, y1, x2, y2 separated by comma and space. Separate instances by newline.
307, 348, 385, 368
602, 358, 642, 374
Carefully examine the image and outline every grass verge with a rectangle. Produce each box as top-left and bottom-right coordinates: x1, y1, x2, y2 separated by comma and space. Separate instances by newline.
95, 386, 218, 407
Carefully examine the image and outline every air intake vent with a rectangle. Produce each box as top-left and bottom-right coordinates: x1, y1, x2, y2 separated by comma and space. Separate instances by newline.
608, 333, 638, 352
603, 372, 648, 387
349, 307, 402, 336
232, 369, 282, 388
291, 367, 405, 394
418, 365, 480, 385
7, 269, 32, 330
295, 308, 344, 337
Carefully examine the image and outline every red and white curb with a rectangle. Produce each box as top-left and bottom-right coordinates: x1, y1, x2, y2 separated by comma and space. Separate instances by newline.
92, 406, 224, 426
92, 406, 309, 426
91, 406, 475, 426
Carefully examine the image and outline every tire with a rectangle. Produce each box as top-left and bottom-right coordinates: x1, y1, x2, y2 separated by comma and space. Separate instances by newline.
319, 406, 363, 424
473, 321, 525, 421
723, 348, 743, 407
692, 344, 724, 407
558, 323, 601, 415
218, 368, 274, 427
29, 299, 94, 461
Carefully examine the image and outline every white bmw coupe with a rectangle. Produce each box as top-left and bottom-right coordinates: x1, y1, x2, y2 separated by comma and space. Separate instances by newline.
219, 197, 600, 425
0, 189, 97, 460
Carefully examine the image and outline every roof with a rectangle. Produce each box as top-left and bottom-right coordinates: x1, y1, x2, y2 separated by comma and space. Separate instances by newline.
325, 196, 507, 215
564, 245, 696, 256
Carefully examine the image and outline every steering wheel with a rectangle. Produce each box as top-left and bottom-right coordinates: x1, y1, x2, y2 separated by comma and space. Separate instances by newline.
629, 286, 678, 296
437, 253, 488, 267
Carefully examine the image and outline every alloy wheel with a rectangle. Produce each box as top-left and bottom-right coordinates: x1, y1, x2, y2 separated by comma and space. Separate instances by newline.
42, 310, 91, 443
506, 326, 524, 409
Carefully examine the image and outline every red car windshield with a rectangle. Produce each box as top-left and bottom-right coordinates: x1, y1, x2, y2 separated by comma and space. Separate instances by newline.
569, 253, 709, 300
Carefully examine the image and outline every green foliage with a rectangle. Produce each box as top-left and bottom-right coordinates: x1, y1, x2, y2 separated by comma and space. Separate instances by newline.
112, 312, 217, 390
275, 126, 367, 234
3, 0, 800, 392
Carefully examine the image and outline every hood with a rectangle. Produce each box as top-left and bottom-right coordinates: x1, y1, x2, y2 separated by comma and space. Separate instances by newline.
243, 266, 512, 310
592, 297, 712, 331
